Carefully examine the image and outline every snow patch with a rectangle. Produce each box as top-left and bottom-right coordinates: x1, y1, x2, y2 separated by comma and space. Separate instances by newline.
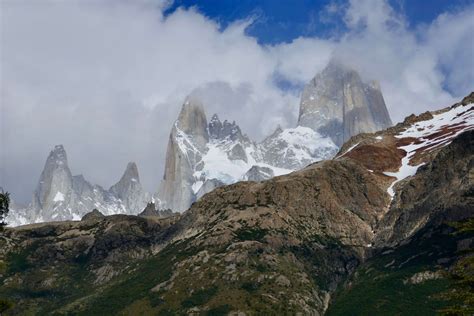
53, 191, 65, 202
383, 144, 425, 198
192, 181, 204, 194
336, 142, 360, 158
384, 103, 473, 200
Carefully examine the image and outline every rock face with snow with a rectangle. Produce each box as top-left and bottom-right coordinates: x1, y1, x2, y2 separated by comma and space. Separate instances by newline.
336, 93, 474, 246
109, 162, 148, 215
242, 165, 274, 182
298, 60, 392, 147
31, 145, 72, 215
260, 126, 338, 170
157, 97, 209, 212
157, 98, 338, 211
157, 61, 393, 211
7, 146, 150, 226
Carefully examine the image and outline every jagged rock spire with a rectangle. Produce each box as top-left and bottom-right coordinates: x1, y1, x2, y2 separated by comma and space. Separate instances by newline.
115, 162, 140, 185
109, 162, 147, 213
32, 144, 73, 210
209, 114, 244, 141
298, 59, 392, 146
158, 96, 209, 212
11, 145, 150, 225
176, 96, 209, 150
209, 114, 223, 139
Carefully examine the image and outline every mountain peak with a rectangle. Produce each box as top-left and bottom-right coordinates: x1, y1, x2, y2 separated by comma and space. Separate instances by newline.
272, 124, 283, 135
298, 60, 392, 146
210, 113, 220, 123
111, 162, 141, 190
209, 117, 244, 141
33, 144, 73, 211
179, 96, 206, 125
53, 144, 65, 151
109, 162, 147, 213
48, 144, 68, 164
175, 96, 209, 147
123, 162, 139, 183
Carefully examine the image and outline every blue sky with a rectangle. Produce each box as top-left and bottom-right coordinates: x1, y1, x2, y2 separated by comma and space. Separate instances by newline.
165, 0, 473, 44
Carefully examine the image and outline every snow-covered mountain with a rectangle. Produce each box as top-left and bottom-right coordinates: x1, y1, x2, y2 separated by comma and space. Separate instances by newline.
157, 97, 339, 211
157, 61, 393, 211
7, 145, 150, 226
6, 60, 394, 223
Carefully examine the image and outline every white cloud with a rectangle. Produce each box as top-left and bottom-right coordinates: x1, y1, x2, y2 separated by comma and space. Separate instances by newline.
423, 8, 474, 96
1, 0, 472, 203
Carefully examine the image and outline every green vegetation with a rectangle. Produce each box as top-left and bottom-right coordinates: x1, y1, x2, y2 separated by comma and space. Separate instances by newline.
327, 263, 450, 315
438, 218, 474, 315
0, 237, 198, 315
207, 304, 233, 315
288, 235, 355, 292
234, 227, 267, 242
181, 286, 218, 308
75, 240, 196, 315
241, 281, 259, 293
0, 299, 13, 314
5, 243, 36, 274
327, 222, 471, 316
3, 209, 470, 315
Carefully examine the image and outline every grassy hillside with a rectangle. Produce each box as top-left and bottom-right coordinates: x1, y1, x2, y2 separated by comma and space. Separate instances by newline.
327, 220, 473, 315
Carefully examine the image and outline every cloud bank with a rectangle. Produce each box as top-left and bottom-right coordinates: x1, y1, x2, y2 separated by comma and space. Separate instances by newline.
1, 0, 473, 203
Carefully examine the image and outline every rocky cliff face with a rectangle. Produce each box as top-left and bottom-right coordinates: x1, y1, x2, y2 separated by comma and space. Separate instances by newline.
31, 145, 73, 213
0, 94, 472, 315
298, 60, 392, 146
7, 148, 150, 225
260, 126, 338, 169
157, 97, 337, 211
109, 162, 149, 216
157, 97, 209, 212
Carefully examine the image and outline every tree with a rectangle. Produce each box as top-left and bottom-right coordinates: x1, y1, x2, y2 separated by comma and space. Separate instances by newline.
0, 190, 12, 313
0, 190, 10, 227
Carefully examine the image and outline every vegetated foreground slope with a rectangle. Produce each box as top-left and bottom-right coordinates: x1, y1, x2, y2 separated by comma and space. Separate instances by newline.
0, 94, 472, 315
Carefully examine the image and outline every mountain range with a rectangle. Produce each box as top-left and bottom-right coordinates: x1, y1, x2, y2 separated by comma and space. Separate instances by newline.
6, 61, 392, 223
157, 61, 392, 211
1, 92, 472, 315
8, 146, 149, 225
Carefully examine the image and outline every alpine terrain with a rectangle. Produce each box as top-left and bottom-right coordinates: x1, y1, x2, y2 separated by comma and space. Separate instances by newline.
7, 146, 150, 226
6, 60, 392, 222
157, 60, 392, 211
1, 93, 472, 315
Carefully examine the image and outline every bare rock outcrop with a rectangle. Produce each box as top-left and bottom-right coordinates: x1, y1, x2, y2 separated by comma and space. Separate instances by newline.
157, 97, 209, 212
298, 60, 392, 146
